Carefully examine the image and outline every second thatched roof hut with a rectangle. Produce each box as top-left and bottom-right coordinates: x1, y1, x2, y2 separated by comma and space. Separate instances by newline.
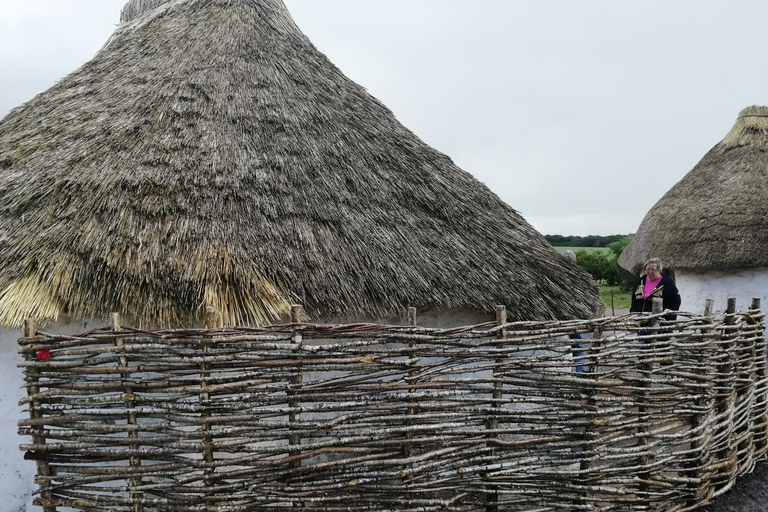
619, 106, 768, 313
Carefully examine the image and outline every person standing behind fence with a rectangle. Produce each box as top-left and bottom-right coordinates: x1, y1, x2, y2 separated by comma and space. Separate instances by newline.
630, 258, 681, 317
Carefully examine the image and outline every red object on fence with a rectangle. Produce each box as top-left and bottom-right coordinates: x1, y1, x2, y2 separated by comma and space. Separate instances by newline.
36, 349, 51, 361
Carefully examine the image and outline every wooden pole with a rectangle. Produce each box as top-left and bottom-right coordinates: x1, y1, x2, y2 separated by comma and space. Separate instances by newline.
486, 305, 506, 512
704, 299, 714, 317
686, 299, 715, 507
113, 313, 143, 512
749, 298, 768, 457
404, 307, 417, 458
289, 305, 304, 468
735, 297, 757, 474
714, 298, 738, 492
23, 319, 57, 512
579, 322, 603, 507
201, 306, 217, 486
638, 297, 663, 499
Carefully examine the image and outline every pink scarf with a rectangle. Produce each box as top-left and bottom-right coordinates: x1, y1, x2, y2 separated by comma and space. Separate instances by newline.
643, 275, 663, 299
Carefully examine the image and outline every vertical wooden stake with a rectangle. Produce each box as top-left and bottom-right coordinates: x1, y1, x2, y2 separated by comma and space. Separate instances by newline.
404, 307, 418, 458
686, 299, 716, 507
23, 319, 56, 512
610, 290, 615, 316
749, 299, 768, 457
578, 323, 602, 508
581, 323, 603, 473
713, 298, 738, 492
289, 305, 304, 468
637, 298, 663, 498
734, 297, 756, 474
486, 305, 506, 512
491, 305, 507, 431
201, 306, 217, 486
113, 313, 144, 512
23, 318, 37, 339
704, 299, 715, 317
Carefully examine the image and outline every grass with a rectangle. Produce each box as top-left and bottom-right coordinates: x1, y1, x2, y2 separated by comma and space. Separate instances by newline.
553, 246, 611, 255
600, 285, 631, 312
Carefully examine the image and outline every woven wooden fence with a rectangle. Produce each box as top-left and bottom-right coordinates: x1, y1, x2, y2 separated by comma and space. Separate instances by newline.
17, 300, 768, 512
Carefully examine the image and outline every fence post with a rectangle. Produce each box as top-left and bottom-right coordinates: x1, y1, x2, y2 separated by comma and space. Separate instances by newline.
685, 299, 716, 507
578, 322, 603, 507
201, 306, 217, 486
713, 298, 738, 492
750, 298, 768, 457
289, 305, 304, 468
113, 313, 144, 512
734, 297, 757, 475
404, 307, 418, 458
610, 290, 615, 316
485, 305, 506, 512
491, 305, 507, 429
638, 298, 663, 499
23, 319, 57, 512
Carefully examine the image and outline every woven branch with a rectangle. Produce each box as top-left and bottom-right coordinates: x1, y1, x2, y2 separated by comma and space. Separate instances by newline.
17, 310, 768, 511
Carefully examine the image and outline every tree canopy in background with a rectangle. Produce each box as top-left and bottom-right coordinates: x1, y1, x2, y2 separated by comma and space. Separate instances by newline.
572, 235, 636, 291
544, 234, 630, 247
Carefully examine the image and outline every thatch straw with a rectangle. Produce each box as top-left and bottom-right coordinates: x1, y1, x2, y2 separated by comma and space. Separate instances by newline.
120, 0, 174, 23
620, 106, 768, 274
0, 0, 600, 327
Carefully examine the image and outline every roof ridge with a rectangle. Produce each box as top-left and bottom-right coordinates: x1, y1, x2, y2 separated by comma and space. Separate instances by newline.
120, 0, 173, 24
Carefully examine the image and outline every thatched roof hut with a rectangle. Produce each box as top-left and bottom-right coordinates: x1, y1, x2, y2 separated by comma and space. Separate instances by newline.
0, 0, 600, 327
619, 106, 768, 312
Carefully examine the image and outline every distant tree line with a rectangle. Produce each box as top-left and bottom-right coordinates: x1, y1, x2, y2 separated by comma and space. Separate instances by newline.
544, 234, 629, 247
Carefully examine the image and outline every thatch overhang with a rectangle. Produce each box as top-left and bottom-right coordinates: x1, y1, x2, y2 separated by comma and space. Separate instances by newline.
0, 0, 600, 327
619, 106, 768, 275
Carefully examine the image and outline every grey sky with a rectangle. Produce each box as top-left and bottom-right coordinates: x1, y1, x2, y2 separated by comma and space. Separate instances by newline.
1, 0, 766, 236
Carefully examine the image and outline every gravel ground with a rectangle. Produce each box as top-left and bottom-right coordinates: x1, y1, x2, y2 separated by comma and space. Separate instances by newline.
699, 463, 768, 512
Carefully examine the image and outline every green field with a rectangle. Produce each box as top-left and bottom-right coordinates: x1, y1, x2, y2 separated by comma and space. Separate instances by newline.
553, 246, 611, 255
600, 285, 631, 311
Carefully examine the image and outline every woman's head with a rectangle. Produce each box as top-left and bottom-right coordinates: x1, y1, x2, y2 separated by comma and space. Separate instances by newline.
643, 258, 662, 280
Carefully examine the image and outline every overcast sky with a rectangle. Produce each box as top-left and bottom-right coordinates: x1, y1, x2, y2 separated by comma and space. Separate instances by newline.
1, 0, 766, 236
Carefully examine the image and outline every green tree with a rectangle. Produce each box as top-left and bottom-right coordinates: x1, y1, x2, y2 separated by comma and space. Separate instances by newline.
575, 234, 636, 289
575, 249, 617, 284
607, 235, 633, 259
607, 235, 637, 292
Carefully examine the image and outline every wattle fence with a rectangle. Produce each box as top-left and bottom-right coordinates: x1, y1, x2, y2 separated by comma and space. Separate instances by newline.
17, 300, 768, 511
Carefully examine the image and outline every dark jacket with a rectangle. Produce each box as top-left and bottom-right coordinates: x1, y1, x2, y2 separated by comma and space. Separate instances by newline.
630, 275, 681, 313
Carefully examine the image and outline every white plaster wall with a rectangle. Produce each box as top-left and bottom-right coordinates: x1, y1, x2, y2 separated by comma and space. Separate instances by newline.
675, 267, 768, 315
0, 325, 34, 512
0, 308, 493, 511
309, 307, 494, 328
1, 318, 103, 512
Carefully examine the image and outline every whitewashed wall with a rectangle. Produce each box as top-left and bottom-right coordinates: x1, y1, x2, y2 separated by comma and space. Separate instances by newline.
1, 318, 101, 512
0, 326, 34, 512
0, 308, 493, 511
310, 308, 494, 328
675, 267, 768, 315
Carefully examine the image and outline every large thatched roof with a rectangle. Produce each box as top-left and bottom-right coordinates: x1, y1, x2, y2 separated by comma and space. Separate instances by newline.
0, 0, 600, 327
620, 106, 768, 275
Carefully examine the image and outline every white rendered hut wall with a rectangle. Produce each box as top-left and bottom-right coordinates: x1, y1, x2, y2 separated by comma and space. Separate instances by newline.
310, 307, 494, 328
0, 318, 100, 512
0, 326, 34, 512
675, 267, 768, 315
0, 306, 492, 512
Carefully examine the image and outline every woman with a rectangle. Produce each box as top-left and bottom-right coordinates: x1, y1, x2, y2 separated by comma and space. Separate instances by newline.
630, 258, 681, 314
